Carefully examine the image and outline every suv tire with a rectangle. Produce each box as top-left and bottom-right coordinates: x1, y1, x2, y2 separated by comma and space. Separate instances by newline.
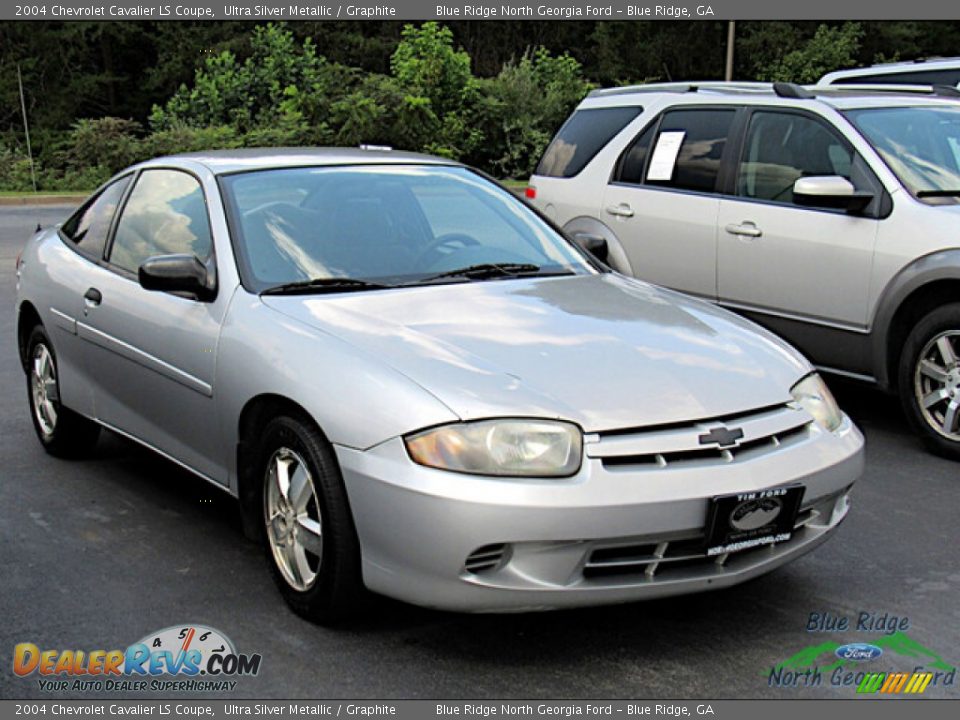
899, 303, 960, 459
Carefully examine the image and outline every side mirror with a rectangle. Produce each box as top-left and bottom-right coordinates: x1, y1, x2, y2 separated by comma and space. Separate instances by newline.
571, 232, 609, 264
139, 254, 216, 301
793, 176, 874, 213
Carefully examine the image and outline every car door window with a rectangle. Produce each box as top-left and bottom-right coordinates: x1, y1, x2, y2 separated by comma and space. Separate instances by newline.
642, 109, 736, 193
737, 111, 857, 205
60, 176, 131, 259
109, 169, 212, 274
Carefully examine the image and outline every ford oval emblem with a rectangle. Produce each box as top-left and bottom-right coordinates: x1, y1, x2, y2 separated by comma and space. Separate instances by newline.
835, 643, 883, 662
729, 497, 782, 531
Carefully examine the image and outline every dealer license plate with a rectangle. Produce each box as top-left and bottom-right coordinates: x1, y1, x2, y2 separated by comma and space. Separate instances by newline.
704, 485, 805, 557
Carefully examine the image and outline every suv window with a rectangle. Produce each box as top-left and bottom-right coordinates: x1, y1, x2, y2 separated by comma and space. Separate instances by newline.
615, 123, 657, 185
644, 109, 736, 193
537, 106, 642, 178
61, 176, 131, 258
737, 111, 855, 204
109, 169, 213, 274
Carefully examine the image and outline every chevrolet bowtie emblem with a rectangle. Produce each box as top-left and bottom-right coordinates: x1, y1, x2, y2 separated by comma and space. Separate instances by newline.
698, 426, 744, 448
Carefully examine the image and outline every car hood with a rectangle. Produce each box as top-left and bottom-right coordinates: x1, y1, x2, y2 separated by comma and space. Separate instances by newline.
261, 274, 811, 432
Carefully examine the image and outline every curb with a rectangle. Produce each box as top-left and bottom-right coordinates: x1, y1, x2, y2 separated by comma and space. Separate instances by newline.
0, 194, 87, 206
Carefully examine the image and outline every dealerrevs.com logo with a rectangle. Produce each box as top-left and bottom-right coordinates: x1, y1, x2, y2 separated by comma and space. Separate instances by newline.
14, 624, 262, 693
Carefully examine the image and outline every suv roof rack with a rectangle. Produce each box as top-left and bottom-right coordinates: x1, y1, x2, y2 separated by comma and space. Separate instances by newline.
587, 80, 960, 103
812, 82, 960, 98
587, 81, 773, 98
933, 84, 960, 97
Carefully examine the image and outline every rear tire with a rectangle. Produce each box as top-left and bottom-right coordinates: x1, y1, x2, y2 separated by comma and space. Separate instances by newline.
255, 413, 366, 623
25, 325, 100, 458
898, 303, 960, 460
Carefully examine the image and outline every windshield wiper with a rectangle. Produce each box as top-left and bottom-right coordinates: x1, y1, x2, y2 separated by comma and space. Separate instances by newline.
416, 263, 572, 284
916, 190, 960, 197
261, 277, 392, 295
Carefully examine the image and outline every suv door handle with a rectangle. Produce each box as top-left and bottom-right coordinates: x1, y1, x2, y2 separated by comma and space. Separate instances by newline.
83, 288, 102, 306
605, 204, 635, 218
724, 221, 762, 238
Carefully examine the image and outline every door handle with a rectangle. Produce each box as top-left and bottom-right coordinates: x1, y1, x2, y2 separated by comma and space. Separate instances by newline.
724, 221, 762, 238
605, 203, 635, 218
83, 288, 102, 307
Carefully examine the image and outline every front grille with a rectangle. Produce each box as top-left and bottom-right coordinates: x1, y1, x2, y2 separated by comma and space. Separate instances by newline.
591, 403, 811, 470
464, 544, 509, 574
583, 531, 804, 579
582, 501, 825, 580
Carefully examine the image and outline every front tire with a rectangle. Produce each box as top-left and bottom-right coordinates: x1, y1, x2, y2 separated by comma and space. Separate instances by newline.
25, 325, 100, 458
899, 303, 960, 460
255, 414, 365, 623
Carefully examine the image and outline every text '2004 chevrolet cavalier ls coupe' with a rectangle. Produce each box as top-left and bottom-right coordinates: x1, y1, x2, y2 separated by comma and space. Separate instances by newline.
15, 149, 863, 621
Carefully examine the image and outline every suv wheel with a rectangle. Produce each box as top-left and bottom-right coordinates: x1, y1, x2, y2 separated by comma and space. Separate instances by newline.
25, 325, 101, 457
256, 413, 365, 623
899, 304, 960, 459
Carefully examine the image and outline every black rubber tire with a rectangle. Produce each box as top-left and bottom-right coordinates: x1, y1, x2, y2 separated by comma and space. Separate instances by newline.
25, 325, 101, 458
255, 413, 366, 624
898, 303, 960, 460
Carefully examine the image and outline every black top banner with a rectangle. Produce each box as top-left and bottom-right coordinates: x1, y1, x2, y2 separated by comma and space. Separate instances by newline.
5, 0, 960, 21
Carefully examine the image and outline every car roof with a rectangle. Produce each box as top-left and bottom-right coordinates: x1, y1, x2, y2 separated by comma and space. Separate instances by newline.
580, 82, 960, 111
138, 147, 459, 175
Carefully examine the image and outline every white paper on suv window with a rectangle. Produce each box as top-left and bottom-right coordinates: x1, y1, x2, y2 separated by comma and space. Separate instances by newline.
647, 131, 686, 181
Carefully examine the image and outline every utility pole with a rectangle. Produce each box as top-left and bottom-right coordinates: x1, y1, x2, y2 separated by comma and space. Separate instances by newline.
725, 21, 736, 81
17, 63, 38, 193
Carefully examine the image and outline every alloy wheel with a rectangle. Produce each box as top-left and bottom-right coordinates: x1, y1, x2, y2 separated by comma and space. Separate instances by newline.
30, 344, 59, 437
264, 447, 324, 591
914, 330, 960, 440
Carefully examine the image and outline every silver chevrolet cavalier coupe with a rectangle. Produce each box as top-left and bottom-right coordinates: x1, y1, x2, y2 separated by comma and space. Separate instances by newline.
15, 149, 863, 621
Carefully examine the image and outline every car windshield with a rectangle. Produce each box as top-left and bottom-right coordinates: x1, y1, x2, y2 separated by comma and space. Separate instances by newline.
219, 164, 594, 292
846, 105, 960, 199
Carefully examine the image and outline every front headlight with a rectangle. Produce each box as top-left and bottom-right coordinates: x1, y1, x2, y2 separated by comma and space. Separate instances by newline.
405, 419, 583, 477
791, 373, 843, 432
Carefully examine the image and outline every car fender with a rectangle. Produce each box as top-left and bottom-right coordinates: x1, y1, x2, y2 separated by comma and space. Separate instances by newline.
562, 216, 634, 275
870, 249, 960, 389
216, 293, 461, 490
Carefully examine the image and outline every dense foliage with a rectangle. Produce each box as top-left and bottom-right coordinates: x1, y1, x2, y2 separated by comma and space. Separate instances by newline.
2, 19, 960, 190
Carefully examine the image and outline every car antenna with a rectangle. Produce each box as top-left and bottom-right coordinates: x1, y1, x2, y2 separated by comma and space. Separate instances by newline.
36, 222, 42, 233
773, 82, 816, 99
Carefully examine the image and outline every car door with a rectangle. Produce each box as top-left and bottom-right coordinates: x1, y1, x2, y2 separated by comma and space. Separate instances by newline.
76, 167, 229, 483
41, 176, 133, 419
601, 107, 739, 299
716, 109, 882, 360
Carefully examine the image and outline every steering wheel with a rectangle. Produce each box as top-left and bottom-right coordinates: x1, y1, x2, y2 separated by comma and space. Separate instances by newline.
415, 233, 481, 267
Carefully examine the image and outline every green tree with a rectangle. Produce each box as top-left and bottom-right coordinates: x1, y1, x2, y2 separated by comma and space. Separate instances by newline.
149, 23, 335, 138
756, 23, 863, 84
476, 48, 593, 178
388, 22, 482, 158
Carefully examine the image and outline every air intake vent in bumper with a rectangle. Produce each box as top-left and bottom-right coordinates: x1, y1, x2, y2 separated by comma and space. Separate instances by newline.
464, 544, 508, 574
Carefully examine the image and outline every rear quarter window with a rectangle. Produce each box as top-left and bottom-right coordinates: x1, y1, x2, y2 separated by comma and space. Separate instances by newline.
536, 106, 642, 178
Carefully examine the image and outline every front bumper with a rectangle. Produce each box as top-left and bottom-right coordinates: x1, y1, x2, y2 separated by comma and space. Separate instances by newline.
336, 415, 863, 612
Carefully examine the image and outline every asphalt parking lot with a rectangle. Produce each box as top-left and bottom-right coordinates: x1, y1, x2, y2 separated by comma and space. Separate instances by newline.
2, 204, 958, 700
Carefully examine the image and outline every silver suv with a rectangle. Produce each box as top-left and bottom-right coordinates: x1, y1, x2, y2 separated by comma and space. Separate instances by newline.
529, 82, 960, 458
